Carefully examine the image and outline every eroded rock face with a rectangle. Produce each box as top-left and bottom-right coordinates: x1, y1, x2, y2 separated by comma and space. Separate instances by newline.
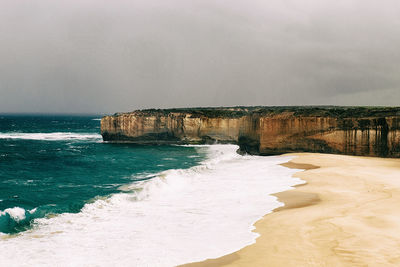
258, 114, 400, 157
101, 112, 250, 144
101, 107, 400, 158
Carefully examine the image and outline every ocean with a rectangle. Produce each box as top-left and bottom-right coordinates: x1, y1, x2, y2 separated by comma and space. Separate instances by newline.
0, 115, 303, 266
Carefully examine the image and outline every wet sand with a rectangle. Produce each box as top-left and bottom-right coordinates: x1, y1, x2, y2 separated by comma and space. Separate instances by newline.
182, 153, 400, 267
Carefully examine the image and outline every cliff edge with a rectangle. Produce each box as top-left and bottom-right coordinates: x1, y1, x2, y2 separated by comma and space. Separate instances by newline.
101, 106, 400, 158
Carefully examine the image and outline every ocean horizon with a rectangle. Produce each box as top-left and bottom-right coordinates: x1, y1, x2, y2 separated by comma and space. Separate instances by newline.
0, 115, 303, 266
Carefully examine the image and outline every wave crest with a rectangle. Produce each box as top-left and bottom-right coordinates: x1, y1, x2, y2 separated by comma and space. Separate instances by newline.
0, 132, 102, 141
0, 207, 39, 234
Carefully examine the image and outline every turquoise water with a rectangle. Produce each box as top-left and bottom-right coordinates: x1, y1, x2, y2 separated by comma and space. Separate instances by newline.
0, 115, 206, 234
0, 116, 302, 266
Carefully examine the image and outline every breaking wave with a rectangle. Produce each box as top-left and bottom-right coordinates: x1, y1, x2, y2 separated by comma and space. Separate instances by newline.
0, 207, 39, 234
0, 132, 102, 141
0, 145, 304, 266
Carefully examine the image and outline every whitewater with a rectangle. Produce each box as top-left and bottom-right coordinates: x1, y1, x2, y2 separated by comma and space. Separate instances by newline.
0, 132, 102, 141
0, 144, 303, 266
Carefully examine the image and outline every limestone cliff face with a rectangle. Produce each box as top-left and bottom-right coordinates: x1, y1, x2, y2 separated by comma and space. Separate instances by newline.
101, 110, 256, 144
257, 113, 400, 157
101, 107, 400, 158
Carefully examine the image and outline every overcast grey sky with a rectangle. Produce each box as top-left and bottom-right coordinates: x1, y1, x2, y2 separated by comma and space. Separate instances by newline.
1, 0, 399, 114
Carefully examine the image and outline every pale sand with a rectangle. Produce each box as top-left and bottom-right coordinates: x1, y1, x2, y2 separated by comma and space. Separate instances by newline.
181, 153, 400, 267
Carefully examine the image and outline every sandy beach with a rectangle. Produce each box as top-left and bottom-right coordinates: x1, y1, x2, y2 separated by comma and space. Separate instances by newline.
182, 153, 400, 267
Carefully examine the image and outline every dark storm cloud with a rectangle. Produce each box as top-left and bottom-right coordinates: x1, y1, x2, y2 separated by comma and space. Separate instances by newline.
0, 0, 399, 114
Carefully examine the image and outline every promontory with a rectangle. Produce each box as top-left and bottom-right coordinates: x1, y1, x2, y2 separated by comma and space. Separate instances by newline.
101, 106, 400, 158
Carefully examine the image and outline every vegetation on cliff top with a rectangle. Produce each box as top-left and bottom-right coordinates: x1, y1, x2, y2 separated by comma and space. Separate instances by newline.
116, 106, 400, 118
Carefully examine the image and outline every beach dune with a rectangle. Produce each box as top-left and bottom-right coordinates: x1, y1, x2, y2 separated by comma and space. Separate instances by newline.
183, 153, 400, 267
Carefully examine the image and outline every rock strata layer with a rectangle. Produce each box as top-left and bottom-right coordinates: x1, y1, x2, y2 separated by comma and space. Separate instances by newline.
101, 107, 400, 157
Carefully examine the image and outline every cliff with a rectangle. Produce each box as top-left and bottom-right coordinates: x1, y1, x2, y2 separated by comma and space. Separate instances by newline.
101, 107, 400, 158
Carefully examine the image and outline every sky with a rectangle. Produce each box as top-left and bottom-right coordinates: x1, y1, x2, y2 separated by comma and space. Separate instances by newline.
0, 0, 399, 114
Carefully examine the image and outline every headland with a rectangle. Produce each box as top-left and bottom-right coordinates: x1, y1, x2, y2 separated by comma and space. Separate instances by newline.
101, 106, 400, 158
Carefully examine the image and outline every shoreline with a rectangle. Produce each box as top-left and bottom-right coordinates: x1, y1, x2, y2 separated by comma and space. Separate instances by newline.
182, 153, 400, 267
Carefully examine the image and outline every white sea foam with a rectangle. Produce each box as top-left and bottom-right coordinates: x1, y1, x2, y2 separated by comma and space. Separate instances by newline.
0, 207, 26, 222
0, 132, 102, 141
0, 207, 37, 222
0, 145, 304, 267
